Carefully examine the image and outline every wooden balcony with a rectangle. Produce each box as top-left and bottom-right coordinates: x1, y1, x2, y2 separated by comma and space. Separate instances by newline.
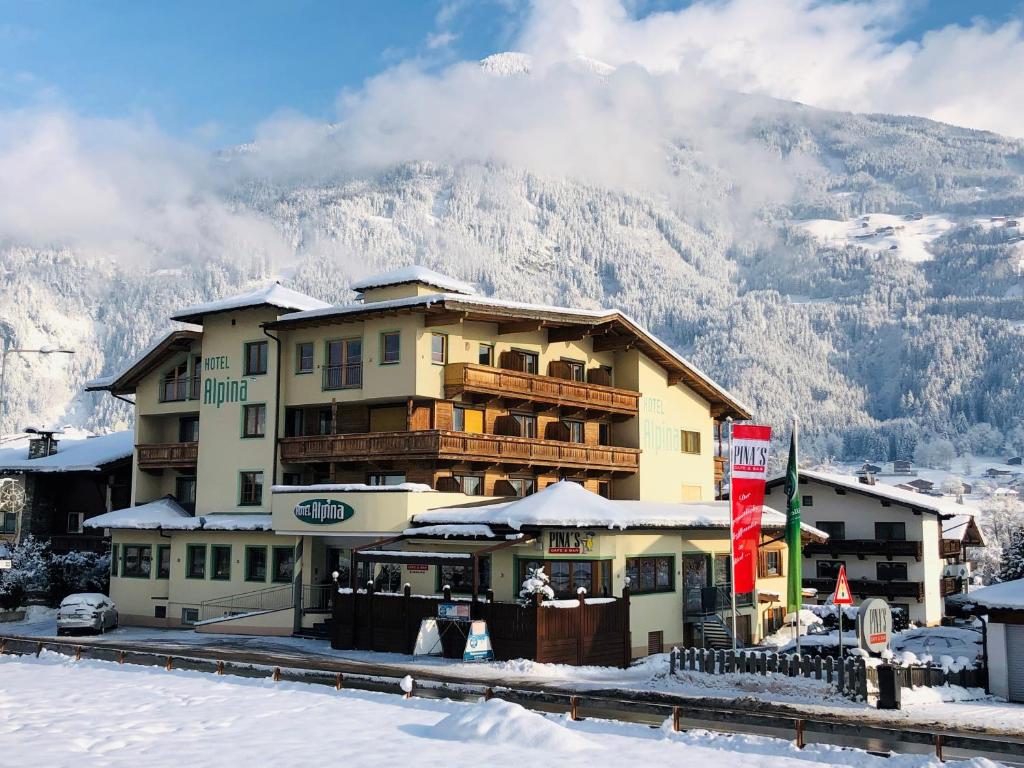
940, 576, 965, 597
444, 362, 639, 417
804, 577, 925, 601
804, 539, 923, 561
279, 430, 640, 474
939, 539, 962, 558
137, 441, 198, 470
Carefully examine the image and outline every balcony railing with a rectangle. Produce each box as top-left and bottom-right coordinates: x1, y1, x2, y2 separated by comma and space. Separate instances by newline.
279, 430, 640, 473
323, 363, 362, 391
682, 586, 754, 621
939, 539, 962, 558
444, 362, 639, 416
137, 441, 199, 469
940, 576, 965, 597
804, 539, 923, 561
804, 577, 925, 601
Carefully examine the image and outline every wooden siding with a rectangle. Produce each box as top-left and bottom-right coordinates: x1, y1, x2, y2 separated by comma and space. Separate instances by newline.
137, 441, 198, 470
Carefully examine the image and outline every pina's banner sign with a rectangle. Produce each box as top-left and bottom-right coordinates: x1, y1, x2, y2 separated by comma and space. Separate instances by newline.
857, 598, 892, 653
730, 423, 772, 593
293, 498, 354, 525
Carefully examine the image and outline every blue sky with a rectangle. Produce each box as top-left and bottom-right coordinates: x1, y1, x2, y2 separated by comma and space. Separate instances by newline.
1, 0, 1021, 146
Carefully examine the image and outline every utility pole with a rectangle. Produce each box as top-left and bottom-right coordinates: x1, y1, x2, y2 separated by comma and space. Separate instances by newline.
0, 342, 76, 437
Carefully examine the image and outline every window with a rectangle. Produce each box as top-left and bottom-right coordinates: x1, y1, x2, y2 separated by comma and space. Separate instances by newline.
816, 560, 845, 579
282, 472, 303, 486
562, 358, 585, 382
67, 512, 83, 534
239, 471, 263, 506
242, 403, 266, 438
439, 557, 491, 594
186, 545, 207, 579
877, 561, 908, 581
454, 475, 483, 495
317, 407, 332, 435
122, 544, 152, 578
512, 412, 537, 438
431, 333, 447, 364
190, 355, 201, 399
175, 476, 197, 511
626, 555, 675, 594
802, 495, 814, 507
453, 406, 484, 434
380, 331, 401, 364
759, 550, 782, 578
154, 605, 167, 619
211, 545, 231, 580
181, 608, 199, 626
244, 341, 268, 376
179, 416, 200, 442
509, 477, 536, 497
714, 554, 732, 586
296, 342, 314, 373
526, 559, 610, 599
681, 430, 702, 454
597, 481, 611, 499
875, 522, 906, 541
478, 344, 494, 366
161, 362, 189, 402
272, 546, 295, 583
517, 350, 539, 374
2, 511, 15, 533
245, 546, 267, 582
110, 544, 118, 576
563, 420, 584, 443
156, 545, 171, 579
816, 521, 845, 540
367, 473, 406, 486
324, 338, 362, 389
598, 422, 611, 446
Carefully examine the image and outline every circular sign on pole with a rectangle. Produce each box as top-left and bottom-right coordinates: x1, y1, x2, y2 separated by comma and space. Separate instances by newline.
857, 597, 893, 653
293, 498, 354, 525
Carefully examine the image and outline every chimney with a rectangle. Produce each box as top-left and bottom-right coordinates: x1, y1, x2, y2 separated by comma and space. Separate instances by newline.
26, 428, 60, 459
859, 473, 875, 486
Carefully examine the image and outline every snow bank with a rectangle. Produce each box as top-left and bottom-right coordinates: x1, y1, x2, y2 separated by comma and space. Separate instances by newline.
428, 698, 589, 751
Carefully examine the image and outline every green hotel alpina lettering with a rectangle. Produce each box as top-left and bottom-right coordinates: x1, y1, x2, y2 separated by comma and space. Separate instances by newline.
203, 377, 248, 408
294, 499, 354, 525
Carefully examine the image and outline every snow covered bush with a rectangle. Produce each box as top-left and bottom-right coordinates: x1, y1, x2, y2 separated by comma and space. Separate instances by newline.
975, 494, 1024, 583
47, 551, 110, 604
0, 535, 50, 610
519, 566, 554, 603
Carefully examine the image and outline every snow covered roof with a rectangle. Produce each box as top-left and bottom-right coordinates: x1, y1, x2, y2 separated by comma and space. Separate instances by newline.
767, 468, 970, 517
351, 266, 476, 295
412, 481, 825, 536
85, 498, 272, 531
272, 482, 434, 494
85, 327, 201, 394
271, 292, 750, 419
170, 283, 329, 324
942, 514, 986, 546
402, 524, 498, 539
966, 578, 1024, 611
0, 430, 133, 473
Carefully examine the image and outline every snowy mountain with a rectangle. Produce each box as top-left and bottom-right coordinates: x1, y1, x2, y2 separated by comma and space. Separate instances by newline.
3, 64, 1024, 461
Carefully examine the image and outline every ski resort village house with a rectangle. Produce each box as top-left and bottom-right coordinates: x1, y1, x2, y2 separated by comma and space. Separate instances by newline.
764, 470, 982, 626
85, 267, 819, 657
0, 429, 132, 553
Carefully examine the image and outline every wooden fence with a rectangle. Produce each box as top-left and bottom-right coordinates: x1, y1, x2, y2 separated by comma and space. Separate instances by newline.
669, 647, 986, 699
333, 585, 631, 667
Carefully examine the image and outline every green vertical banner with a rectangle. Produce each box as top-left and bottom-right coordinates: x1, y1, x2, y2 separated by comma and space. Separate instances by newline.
783, 424, 802, 615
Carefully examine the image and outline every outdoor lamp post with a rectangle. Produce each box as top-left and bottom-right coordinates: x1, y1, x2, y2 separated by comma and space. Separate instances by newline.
0, 343, 76, 437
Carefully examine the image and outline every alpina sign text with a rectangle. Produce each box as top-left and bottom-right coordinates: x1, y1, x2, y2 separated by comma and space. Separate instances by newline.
293, 499, 354, 525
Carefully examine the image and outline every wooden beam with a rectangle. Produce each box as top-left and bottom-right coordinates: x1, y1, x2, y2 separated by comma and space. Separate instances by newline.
666, 371, 686, 386
498, 320, 545, 335
425, 311, 468, 327
592, 334, 635, 352
547, 326, 590, 343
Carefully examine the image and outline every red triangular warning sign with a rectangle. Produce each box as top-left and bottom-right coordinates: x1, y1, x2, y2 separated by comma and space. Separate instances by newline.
833, 564, 853, 605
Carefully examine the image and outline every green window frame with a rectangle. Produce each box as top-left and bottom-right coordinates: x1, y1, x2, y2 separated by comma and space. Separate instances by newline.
121, 544, 153, 579
271, 546, 295, 583
295, 342, 314, 374
156, 545, 171, 579
379, 331, 401, 365
239, 471, 264, 506
625, 554, 675, 595
110, 543, 119, 576
186, 544, 207, 579
241, 403, 267, 439
243, 340, 269, 376
211, 544, 232, 581
245, 546, 268, 582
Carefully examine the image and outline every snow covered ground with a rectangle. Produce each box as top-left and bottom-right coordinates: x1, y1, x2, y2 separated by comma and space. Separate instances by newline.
0, 652, 1008, 768
797, 213, 955, 263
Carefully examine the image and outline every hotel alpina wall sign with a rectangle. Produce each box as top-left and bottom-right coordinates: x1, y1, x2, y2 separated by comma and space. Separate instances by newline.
293, 498, 355, 525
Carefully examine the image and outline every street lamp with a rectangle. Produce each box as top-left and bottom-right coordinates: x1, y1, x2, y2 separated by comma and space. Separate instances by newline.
0, 342, 75, 437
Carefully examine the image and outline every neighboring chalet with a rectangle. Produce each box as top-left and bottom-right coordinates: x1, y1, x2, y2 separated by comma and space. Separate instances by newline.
0, 429, 132, 553
764, 470, 975, 626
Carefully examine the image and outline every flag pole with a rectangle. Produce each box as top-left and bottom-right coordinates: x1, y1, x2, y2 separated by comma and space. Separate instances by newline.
794, 414, 801, 659
727, 416, 737, 653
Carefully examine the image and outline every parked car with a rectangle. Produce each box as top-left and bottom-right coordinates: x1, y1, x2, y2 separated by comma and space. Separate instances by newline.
56, 593, 118, 635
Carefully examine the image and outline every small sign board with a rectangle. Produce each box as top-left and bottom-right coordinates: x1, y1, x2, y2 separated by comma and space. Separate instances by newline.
462, 620, 494, 662
547, 530, 595, 555
413, 618, 442, 656
0, 559, 11, 570
832, 565, 853, 605
857, 597, 892, 653
437, 602, 471, 621
406, 564, 429, 574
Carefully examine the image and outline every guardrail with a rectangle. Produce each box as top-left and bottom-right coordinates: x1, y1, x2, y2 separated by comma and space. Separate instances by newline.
1, 636, 1020, 764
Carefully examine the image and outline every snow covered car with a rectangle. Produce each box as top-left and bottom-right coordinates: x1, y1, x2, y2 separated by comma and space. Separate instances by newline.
56, 594, 118, 635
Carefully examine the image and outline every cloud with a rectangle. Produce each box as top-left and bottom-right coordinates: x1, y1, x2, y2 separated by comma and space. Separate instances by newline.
515, 0, 1024, 137
426, 30, 459, 50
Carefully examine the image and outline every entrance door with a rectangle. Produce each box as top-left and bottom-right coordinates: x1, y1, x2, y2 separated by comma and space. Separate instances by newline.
681, 554, 709, 618
1008, 624, 1024, 703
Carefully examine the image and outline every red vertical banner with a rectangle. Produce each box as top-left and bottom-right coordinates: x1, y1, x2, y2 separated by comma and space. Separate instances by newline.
730, 424, 772, 593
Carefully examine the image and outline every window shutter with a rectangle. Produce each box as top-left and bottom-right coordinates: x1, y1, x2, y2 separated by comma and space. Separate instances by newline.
463, 408, 484, 434
499, 350, 526, 371
435, 476, 460, 492
546, 421, 570, 441
547, 360, 572, 380
757, 550, 767, 579
494, 415, 520, 436
587, 367, 612, 386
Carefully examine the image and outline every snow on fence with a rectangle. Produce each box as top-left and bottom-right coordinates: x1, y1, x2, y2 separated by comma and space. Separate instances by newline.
668, 647, 986, 700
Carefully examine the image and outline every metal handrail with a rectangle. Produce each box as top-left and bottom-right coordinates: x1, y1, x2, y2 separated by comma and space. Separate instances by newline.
198, 584, 294, 622
322, 363, 362, 390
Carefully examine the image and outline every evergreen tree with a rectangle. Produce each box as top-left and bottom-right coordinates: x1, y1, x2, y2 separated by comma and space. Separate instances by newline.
998, 527, 1024, 583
